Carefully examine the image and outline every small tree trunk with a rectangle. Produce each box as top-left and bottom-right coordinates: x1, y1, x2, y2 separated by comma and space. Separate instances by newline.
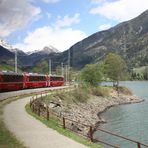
117, 80, 119, 96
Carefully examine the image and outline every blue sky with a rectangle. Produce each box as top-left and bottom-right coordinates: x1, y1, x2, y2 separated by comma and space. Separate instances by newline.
0, 0, 148, 52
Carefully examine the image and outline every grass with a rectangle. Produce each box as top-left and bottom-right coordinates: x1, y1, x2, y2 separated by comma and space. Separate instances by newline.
89, 86, 110, 97
117, 86, 132, 95
0, 64, 22, 73
26, 104, 102, 148
0, 97, 25, 148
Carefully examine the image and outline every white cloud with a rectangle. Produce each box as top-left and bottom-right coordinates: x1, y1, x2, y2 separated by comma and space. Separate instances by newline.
42, 0, 60, 3
98, 24, 111, 31
55, 13, 80, 29
91, 0, 107, 4
14, 14, 87, 52
90, 0, 148, 22
0, 0, 41, 37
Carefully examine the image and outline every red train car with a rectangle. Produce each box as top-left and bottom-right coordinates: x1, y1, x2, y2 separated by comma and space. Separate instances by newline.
50, 75, 64, 86
0, 71, 64, 92
23, 73, 48, 88
0, 71, 24, 91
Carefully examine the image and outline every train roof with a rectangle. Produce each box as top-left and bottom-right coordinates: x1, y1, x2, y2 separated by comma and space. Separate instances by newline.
0, 71, 64, 77
49, 75, 64, 77
0, 71, 23, 76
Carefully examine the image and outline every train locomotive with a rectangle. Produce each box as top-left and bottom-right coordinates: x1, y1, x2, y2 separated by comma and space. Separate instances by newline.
0, 71, 64, 92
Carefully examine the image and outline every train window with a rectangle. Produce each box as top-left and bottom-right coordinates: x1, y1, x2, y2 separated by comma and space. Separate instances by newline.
1, 74, 23, 82
50, 76, 64, 81
29, 75, 46, 81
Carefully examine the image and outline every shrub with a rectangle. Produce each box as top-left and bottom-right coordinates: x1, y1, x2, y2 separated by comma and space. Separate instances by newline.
118, 86, 132, 95
71, 88, 90, 103
90, 86, 109, 97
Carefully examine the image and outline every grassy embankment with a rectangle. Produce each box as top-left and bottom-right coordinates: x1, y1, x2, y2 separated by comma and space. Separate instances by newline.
0, 64, 22, 72
40, 85, 132, 104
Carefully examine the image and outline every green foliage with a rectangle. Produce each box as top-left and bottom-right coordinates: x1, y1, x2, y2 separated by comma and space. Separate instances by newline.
104, 53, 127, 86
0, 64, 22, 73
90, 86, 109, 97
117, 86, 132, 95
144, 66, 148, 80
32, 59, 48, 74
71, 88, 90, 102
130, 66, 148, 80
80, 63, 103, 86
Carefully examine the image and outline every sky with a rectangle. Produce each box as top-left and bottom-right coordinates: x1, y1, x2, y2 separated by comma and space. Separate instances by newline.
0, 0, 148, 52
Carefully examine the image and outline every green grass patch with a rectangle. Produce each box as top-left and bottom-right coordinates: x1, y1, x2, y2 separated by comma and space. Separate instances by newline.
117, 86, 132, 95
26, 104, 102, 148
89, 86, 110, 97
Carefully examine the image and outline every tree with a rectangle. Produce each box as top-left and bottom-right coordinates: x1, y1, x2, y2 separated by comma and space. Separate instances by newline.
80, 63, 103, 86
144, 66, 148, 80
104, 53, 127, 87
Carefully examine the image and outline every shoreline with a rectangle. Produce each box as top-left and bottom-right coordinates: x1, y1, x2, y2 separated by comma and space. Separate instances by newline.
43, 88, 144, 135
96, 95, 144, 126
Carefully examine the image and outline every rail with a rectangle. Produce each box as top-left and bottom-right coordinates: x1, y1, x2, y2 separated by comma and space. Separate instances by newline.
29, 94, 148, 148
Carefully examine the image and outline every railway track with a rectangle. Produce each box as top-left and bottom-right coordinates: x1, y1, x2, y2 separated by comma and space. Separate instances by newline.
0, 86, 70, 101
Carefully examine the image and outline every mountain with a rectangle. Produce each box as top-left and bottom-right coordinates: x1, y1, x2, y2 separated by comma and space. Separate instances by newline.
67, 10, 148, 69
26, 45, 58, 55
0, 41, 59, 71
21, 46, 59, 67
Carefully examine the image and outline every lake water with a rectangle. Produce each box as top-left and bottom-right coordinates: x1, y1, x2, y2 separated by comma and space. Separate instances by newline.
94, 81, 148, 148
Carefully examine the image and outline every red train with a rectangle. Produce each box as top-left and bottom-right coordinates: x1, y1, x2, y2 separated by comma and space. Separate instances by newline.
0, 71, 64, 92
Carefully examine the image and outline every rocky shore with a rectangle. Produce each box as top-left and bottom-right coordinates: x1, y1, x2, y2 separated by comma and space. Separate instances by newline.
36, 88, 144, 136
57, 91, 143, 126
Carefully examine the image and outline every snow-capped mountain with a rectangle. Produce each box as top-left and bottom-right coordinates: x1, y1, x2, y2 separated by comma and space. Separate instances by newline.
26, 45, 59, 55
0, 39, 25, 54
0, 39, 13, 51
0, 39, 60, 67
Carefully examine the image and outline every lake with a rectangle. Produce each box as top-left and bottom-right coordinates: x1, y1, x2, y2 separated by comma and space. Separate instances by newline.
94, 81, 148, 148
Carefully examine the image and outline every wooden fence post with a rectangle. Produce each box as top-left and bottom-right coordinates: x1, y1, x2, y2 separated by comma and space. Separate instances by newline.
38, 106, 40, 116
30, 98, 32, 108
137, 142, 141, 148
63, 117, 66, 129
32, 104, 34, 112
89, 126, 93, 142
46, 105, 49, 120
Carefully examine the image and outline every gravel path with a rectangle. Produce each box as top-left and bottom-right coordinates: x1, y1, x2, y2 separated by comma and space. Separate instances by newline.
3, 97, 87, 148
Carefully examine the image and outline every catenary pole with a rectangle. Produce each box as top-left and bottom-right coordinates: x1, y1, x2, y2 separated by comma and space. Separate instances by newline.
49, 59, 51, 75
15, 49, 17, 73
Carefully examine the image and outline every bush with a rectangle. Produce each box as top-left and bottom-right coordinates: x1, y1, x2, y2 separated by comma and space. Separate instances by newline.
90, 86, 109, 97
118, 86, 132, 95
71, 88, 90, 103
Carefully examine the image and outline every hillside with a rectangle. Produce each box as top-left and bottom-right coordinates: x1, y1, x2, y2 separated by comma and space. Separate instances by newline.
67, 10, 148, 69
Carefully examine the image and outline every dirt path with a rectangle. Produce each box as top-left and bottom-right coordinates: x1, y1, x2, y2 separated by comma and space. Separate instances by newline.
3, 97, 87, 148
